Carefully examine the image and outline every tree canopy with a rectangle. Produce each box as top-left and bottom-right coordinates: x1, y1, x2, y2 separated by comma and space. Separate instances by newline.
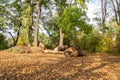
0, 0, 120, 54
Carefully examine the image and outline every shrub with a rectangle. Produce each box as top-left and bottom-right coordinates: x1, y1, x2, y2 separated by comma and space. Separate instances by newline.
116, 32, 120, 53
79, 34, 102, 52
17, 34, 28, 46
78, 33, 115, 53
0, 33, 8, 49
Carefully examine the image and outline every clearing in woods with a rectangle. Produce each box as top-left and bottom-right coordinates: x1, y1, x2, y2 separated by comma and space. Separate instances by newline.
0, 50, 120, 80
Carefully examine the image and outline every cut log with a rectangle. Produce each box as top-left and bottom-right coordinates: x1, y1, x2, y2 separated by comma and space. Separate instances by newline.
64, 47, 84, 57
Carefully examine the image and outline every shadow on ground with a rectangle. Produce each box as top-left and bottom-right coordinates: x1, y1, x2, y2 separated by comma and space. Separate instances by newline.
0, 52, 120, 80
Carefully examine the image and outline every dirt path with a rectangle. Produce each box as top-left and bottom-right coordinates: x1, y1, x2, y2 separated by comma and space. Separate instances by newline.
0, 51, 120, 80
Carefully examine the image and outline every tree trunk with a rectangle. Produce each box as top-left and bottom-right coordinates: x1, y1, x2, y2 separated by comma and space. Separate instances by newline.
59, 28, 64, 47
115, 0, 120, 26
28, 3, 33, 46
8, 26, 20, 46
111, 0, 120, 25
7, 32, 15, 46
101, 0, 107, 33
14, 31, 20, 46
117, 0, 120, 25
34, 2, 41, 47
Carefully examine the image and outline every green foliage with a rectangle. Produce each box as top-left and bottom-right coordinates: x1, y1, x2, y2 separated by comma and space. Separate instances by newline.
57, 6, 91, 34
116, 31, 120, 53
17, 34, 28, 46
38, 33, 59, 49
0, 0, 119, 55
17, 0, 33, 46
76, 30, 115, 53
70, 36, 81, 49
0, 17, 6, 27
21, 0, 34, 45
43, 17, 60, 49
99, 34, 114, 53
0, 33, 8, 49
79, 34, 102, 52
56, 5, 92, 47
47, 36, 59, 49
54, 0, 67, 14
0, 0, 23, 46
38, 33, 49, 46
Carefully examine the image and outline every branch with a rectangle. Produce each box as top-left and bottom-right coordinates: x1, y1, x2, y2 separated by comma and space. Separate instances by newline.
7, 31, 16, 44
111, 0, 119, 25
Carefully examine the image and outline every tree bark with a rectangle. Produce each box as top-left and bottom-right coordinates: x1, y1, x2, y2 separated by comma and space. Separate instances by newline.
34, 1, 41, 47
7, 32, 15, 46
101, 0, 107, 33
15, 31, 20, 46
7, 26, 20, 46
59, 28, 64, 47
111, 0, 120, 26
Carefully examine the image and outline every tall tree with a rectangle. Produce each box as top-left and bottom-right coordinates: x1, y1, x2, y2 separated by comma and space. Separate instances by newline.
57, 6, 92, 47
55, 0, 86, 47
16, 0, 35, 46
34, 1, 41, 47
33, 0, 50, 47
0, 0, 22, 46
110, 0, 120, 27
101, 0, 107, 33
54, 0, 68, 47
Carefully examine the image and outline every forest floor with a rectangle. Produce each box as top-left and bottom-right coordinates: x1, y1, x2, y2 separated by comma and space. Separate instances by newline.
0, 49, 120, 80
